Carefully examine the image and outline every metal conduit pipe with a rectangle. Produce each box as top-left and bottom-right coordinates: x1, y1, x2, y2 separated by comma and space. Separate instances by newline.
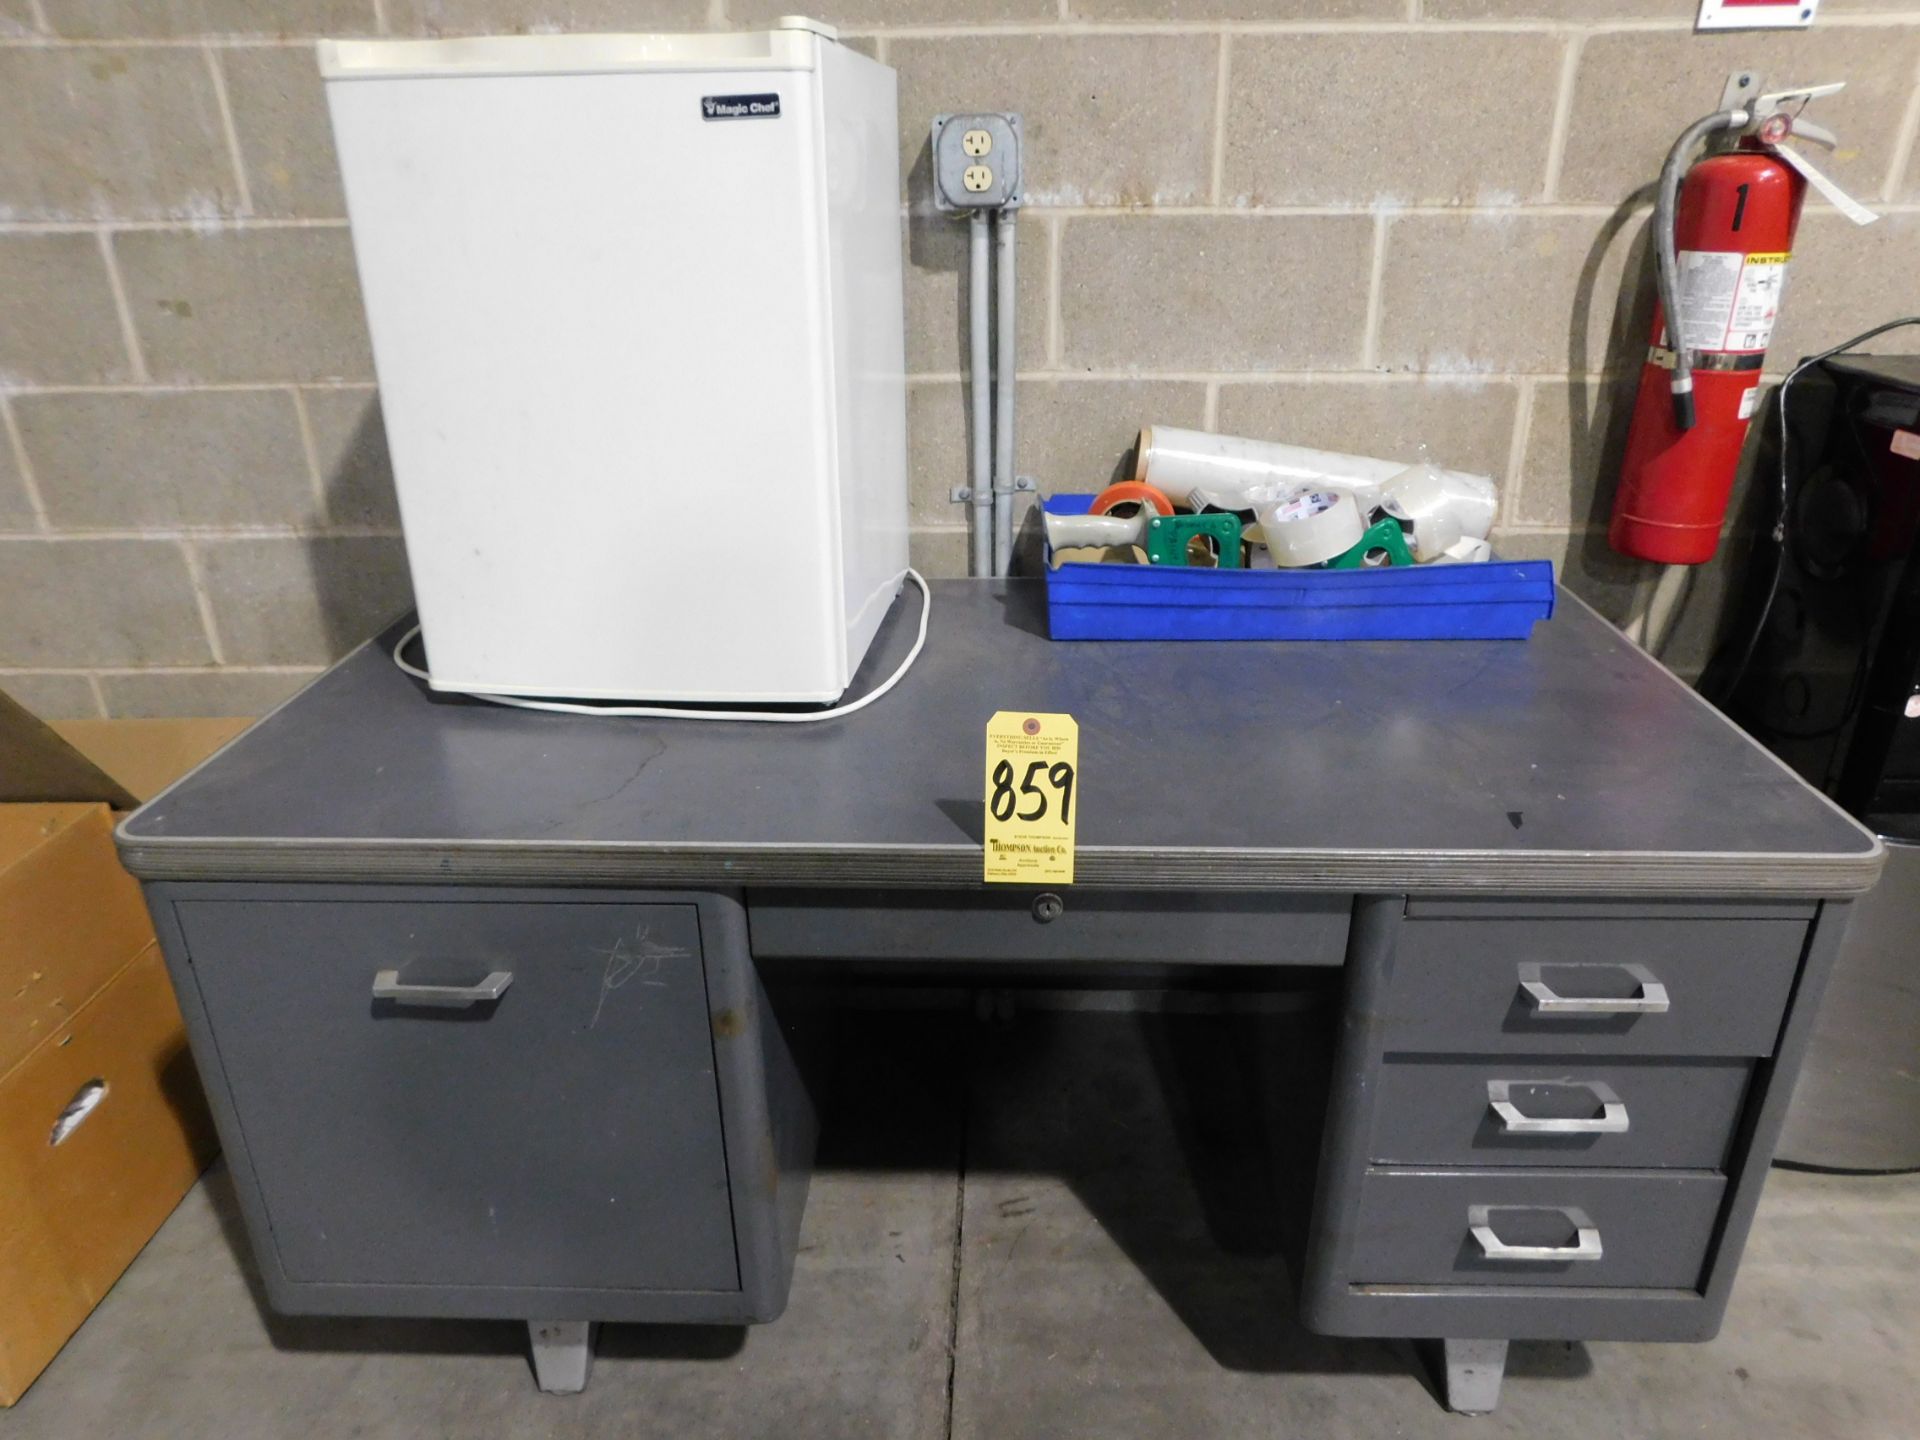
1642, 562, 1692, 658
991, 209, 1018, 577
968, 210, 993, 578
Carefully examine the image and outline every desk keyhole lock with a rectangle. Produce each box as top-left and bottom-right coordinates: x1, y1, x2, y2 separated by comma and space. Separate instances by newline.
1031, 893, 1065, 923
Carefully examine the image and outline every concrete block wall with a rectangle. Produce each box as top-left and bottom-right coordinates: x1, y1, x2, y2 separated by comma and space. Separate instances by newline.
2, 1, 1917, 717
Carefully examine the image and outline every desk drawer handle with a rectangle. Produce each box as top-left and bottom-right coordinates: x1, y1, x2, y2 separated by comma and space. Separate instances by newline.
1517, 962, 1669, 1017
371, 969, 513, 1009
1469, 1205, 1603, 1263
1487, 1079, 1629, 1135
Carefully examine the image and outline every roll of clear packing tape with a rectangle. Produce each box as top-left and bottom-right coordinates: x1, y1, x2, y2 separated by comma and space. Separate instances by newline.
1438, 536, 1493, 565
1380, 462, 1497, 562
1135, 425, 1496, 520
1255, 487, 1366, 567
1242, 521, 1277, 570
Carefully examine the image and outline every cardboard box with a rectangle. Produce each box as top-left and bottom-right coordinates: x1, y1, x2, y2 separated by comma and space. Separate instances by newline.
0, 707, 243, 1405
1, 807, 158, 1071
0, 932, 215, 1404
49, 719, 250, 807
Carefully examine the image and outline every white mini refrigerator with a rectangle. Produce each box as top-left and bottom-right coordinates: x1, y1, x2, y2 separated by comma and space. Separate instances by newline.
321, 20, 909, 702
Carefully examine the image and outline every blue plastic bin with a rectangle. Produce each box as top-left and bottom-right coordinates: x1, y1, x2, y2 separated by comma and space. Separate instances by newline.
1041, 494, 1555, 642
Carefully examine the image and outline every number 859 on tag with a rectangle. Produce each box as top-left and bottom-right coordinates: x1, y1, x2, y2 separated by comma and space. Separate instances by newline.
983, 711, 1079, 884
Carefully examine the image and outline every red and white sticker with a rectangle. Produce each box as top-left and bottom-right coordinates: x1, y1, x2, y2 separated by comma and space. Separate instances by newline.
1697, 0, 1820, 30
1268, 489, 1341, 523
1673, 250, 1791, 354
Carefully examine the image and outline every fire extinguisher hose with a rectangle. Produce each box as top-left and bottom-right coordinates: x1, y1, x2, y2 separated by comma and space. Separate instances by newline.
1655, 110, 1749, 433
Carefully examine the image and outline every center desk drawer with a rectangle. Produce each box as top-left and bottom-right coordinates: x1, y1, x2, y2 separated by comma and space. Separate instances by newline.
1351, 1169, 1726, 1290
748, 889, 1349, 966
1383, 916, 1807, 1057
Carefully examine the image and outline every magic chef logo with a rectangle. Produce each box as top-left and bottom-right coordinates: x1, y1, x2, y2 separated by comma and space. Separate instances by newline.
701, 92, 781, 120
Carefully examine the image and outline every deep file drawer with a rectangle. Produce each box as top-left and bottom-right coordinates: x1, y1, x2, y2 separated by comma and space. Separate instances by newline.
748, 888, 1349, 965
174, 898, 739, 1295
1349, 1169, 1727, 1290
1371, 1058, 1753, 1169
1382, 917, 1807, 1057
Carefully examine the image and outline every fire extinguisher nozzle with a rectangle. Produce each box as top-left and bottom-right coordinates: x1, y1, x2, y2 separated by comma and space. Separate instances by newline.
1671, 390, 1697, 432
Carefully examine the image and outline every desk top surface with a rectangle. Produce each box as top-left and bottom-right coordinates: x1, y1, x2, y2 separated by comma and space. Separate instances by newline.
118, 579, 1880, 897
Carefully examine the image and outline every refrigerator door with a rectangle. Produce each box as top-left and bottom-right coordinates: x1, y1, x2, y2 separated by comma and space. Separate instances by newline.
326, 34, 847, 701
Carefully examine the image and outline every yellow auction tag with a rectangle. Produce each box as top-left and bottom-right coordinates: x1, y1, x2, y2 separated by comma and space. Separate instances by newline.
983, 711, 1079, 884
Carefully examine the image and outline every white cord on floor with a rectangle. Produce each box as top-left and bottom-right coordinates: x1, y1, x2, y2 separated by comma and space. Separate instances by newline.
391, 569, 932, 723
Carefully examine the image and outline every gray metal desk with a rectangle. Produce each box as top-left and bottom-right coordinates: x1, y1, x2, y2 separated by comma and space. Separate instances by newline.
117, 580, 1882, 1412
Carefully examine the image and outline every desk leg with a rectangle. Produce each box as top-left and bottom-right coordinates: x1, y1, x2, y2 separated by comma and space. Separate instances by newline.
529, 1320, 597, 1394
1423, 1337, 1507, 1414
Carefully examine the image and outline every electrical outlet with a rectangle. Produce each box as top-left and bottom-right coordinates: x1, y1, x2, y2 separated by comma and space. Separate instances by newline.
931, 112, 1021, 211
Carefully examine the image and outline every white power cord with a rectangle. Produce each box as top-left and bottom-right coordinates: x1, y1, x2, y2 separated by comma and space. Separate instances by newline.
392, 568, 932, 723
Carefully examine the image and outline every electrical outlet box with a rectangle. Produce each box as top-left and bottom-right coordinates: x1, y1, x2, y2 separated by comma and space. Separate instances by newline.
931, 112, 1021, 211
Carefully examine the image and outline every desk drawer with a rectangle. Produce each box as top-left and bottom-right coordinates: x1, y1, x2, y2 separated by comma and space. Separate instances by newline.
1383, 917, 1805, 1057
1350, 1169, 1725, 1290
748, 889, 1348, 966
1371, 1058, 1752, 1170
174, 897, 739, 1295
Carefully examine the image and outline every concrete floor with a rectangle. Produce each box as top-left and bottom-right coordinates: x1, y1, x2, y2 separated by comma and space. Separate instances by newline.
8, 1003, 1918, 1439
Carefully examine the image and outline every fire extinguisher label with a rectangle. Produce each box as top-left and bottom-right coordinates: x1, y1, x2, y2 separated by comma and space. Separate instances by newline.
1729, 252, 1790, 352
1673, 249, 1791, 355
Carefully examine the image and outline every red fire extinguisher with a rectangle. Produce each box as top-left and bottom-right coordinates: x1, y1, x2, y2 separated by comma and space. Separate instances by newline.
1610, 78, 1876, 567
